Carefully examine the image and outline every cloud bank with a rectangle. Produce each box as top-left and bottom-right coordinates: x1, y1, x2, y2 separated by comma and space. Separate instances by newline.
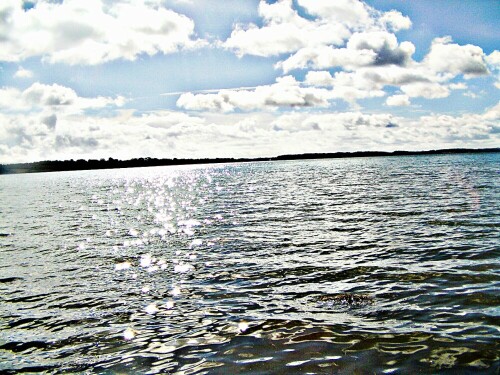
0, 0, 204, 64
0, 0, 498, 163
0, 81, 498, 163
180, 0, 494, 112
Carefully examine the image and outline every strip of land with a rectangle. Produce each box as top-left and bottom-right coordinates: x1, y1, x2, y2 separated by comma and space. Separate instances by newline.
1, 148, 498, 175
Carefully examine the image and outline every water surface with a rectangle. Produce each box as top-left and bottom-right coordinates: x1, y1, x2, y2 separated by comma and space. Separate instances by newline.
0, 154, 499, 374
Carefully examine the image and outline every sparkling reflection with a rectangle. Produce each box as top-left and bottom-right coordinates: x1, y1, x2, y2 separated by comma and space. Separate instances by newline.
0, 155, 498, 374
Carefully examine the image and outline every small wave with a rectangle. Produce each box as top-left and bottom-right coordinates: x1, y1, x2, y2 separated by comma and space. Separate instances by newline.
0, 276, 23, 283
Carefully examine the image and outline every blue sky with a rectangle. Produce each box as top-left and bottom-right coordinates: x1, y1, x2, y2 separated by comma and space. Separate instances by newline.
0, 0, 498, 163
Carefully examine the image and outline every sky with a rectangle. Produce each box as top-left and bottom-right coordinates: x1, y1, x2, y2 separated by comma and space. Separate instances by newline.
0, 0, 499, 163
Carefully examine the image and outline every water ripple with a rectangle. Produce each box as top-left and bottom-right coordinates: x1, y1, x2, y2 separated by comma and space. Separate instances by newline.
0, 154, 499, 374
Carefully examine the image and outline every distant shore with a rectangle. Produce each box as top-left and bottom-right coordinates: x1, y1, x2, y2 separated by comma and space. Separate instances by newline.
1, 147, 498, 175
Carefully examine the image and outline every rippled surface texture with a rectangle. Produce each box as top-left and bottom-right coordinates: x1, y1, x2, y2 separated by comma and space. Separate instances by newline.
1, 154, 499, 374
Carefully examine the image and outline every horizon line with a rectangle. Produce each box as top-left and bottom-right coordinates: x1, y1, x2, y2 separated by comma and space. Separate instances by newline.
1, 147, 499, 174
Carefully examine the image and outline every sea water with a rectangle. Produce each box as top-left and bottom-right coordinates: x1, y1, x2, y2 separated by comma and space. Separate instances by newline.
0, 153, 498, 374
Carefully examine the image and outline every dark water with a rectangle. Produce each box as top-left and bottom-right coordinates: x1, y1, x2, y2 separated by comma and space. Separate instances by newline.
0, 154, 499, 374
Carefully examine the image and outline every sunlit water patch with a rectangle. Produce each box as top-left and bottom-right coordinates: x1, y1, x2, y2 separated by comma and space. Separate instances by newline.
0, 154, 499, 374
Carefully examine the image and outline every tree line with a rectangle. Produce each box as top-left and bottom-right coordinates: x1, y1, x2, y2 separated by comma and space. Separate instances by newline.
1, 148, 498, 175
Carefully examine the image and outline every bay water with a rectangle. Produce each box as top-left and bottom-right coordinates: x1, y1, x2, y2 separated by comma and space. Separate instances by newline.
0, 153, 499, 374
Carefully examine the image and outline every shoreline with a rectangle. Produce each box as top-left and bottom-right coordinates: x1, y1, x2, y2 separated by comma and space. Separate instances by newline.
1, 147, 498, 175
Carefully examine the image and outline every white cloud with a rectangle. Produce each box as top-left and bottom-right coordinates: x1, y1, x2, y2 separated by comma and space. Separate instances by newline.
297, 0, 372, 27
303, 66, 442, 94
177, 76, 333, 112
259, 0, 302, 24
486, 51, 500, 66
483, 101, 500, 120
176, 92, 235, 112
0, 87, 26, 111
449, 83, 467, 90
463, 91, 479, 99
347, 32, 415, 66
23, 83, 78, 107
0, 82, 125, 113
401, 82, 450, 99
277, 45, 376, 73
304, 68, 428, 104
170, 0, 194, 4
300, 60, 483, 105
13, 67, 33, 78
329, 85, 385, 104
278, 31, 415, 72
380, 10, 412, 32
223, 0, 349, 57
41, 114, 57, 129
224, 0, 414, 63
304, 71, 336, 87
486, 51, 500, 90
424, 37, 489, 77
0, 0, 204, 65
222, 1, 492, 109
358, 66, 435, 86
1, 101, 498, 163
386, 94, 410, 106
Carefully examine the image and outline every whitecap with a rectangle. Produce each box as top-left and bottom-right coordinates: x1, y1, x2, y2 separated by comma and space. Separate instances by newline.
145, 303, 159, 315
140, 254, 152, 268
174, 263, 193, 273
123, 327, 136, 340
190, 239, 203, 248
171, 286, 181, 296
238, 322, 249, 333
147, 265, 159, 273
178, 219, 201, 227
115, 262, 131, 271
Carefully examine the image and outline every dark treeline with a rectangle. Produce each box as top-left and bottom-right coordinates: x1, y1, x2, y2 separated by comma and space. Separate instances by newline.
1, 147, 498, 175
